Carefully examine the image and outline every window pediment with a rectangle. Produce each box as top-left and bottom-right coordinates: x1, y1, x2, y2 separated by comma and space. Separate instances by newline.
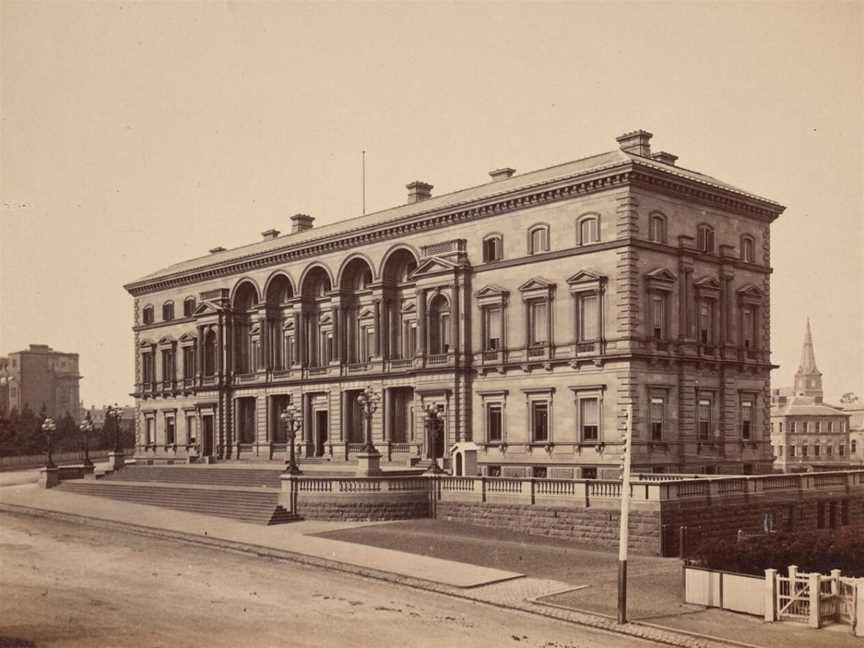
476, 284, 510, 306
178, 332, 197, 346
401, 301, 417, 314
736, 283, 763, 299
318, 312, 332, 325
358, 307, 375, 320
694, 276, 721, 291
411, 256, 458, 279
567, 271, 606, 293
193, 301, 223, 317
158, 336, 175, 347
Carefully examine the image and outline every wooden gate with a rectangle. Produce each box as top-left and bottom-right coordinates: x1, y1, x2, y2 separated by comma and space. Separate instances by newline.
777, 572, 810, 622
837, 578, 857, 629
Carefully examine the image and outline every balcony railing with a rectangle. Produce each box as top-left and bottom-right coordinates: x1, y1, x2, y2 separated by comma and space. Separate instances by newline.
389, 358, 413, 370
347, 362, 371, 374
427, 353, 449, 365
576, 341, 596, 353
527, 345, 547, 358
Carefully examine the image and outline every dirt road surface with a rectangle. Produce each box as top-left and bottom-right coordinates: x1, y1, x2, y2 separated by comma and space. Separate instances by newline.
0, 512, 657, 648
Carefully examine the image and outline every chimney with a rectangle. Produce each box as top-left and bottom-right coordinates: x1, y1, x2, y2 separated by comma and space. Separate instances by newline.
651, 151, 678, 166
209, 246, 226, 254
489, 167, 516, 182
261, 229, 280, 240
616, 130, 653, 157
406, 181, 433, 204
290, 213, 314, 233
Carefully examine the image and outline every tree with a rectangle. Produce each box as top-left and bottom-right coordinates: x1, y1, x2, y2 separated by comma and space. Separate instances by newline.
840, 392, 859, 406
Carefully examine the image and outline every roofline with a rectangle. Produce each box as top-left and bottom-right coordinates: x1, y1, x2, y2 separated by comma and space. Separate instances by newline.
124, 156, 785, 296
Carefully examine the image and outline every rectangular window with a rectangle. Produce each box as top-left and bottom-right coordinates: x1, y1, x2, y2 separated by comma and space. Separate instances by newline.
187, 415, 196, 443
815, 421, 821, 433
532, 466, 548, 479
486, 465, 501, 477
814, 445, 821, 457
581, 467, 597, 480
142, 354, 154, 383
529, 301, 548, 346
851, 440, 856, 455
145, 418, 155, 445
789, 445, 795, 457
826, 445, 833, 457
530, 228, 548, 254
361, 327, 375, 361
802, 444, 809, 457
404, 321, 417, 358
440, 314, 451, 353
483, 237, 501, 262
791, 421, 797, 433
778, 445, 784, 458
165, 417, 175, 445
652, 294, 666, 340
699, 302, 714, 345
698, 398, 712, 440
183, 347, 195, 379
828, 421, 834, 433
577, 294, 598, 341
161, 350, 174, 382
741, 399, 753, 440
484, 308, 502, 351
742, 306, 755, 350
487, 404, 503, 443
580, 398, 599, 442
531, 402, 549, 442
650, 397, 664, 441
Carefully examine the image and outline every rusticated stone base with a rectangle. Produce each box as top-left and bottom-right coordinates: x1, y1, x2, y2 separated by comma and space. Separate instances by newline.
434, 501, 662, 555
299, 500, 430, 521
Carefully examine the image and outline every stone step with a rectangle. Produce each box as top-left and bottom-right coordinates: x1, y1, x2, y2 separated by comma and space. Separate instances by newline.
57, 481, 299, 525
103, 466, 283, 489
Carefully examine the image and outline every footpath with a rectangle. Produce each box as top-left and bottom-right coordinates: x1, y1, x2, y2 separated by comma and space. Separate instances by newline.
0, 482, 856, 648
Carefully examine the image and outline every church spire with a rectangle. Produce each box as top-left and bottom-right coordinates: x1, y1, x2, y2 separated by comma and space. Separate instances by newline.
794, 318, 823, 402
798, 317, 818, 373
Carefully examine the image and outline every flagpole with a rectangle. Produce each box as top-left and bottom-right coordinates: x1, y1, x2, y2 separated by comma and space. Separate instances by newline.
362, 150, 366, 215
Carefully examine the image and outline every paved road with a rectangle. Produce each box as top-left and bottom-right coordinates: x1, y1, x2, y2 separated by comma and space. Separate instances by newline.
0, 513, 657, 648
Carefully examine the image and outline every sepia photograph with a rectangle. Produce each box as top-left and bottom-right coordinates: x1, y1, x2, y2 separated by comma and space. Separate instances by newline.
1, 2, 862, 647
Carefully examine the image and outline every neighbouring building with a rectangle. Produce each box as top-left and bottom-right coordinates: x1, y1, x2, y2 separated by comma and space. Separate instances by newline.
124, 129, 785, 477
0, 345, 81, 421
80, 403, 137, 438
843, 402, 864, 466
771, 320, 852, 471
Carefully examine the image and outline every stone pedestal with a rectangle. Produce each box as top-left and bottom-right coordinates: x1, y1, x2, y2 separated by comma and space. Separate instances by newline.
108, 452, 125, 471
355, 452, 383, 476
39, 467, 59, 489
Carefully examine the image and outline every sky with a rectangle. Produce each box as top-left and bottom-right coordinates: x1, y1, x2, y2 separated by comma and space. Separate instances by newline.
1, 1, 862, 406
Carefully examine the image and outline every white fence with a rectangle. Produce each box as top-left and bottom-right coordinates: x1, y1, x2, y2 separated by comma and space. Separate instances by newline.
686, 564, 864, 635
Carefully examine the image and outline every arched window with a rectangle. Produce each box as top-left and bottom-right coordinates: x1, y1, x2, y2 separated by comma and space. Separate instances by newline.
649, 213, 667, 243
162, 302, 174, 322
577, 215, 600, 246
428, 294, 451, 355
183, 297, 196, 317
740, 235, 755, 263
528, 224, 549, 255
482, 234, 503, 262
697, 224, 715, 253
142, 305, 154, 325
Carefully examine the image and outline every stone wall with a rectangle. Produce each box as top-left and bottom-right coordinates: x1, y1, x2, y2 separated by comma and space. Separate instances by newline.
434, 501, 662, 555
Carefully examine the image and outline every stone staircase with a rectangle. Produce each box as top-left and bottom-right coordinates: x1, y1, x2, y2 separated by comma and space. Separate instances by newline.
56, 465, 297, 525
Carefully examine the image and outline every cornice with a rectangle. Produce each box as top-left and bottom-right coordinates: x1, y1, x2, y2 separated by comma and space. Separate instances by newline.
125, 158, 784, 297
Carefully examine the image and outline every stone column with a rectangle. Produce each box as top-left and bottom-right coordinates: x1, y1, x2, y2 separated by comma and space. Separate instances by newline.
373, 299, 381, 358
337, 306, 346, 364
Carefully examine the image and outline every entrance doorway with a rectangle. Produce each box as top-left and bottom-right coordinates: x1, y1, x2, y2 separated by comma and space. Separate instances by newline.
202, 415, 214, 457
315, 411, 328, 457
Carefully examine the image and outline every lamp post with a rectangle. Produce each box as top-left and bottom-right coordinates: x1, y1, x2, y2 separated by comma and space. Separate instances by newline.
41, 416, 56, 469
79, 412, 94, 469
617, 405, 634, 624
106, 403, 123, 453
280, 403, 303, 475
357, 386, 381, 455
424, 405, 444, 474
355, 386, 382, 476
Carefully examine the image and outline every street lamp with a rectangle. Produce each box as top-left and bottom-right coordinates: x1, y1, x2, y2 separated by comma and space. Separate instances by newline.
424, 405, 445, 474
106, 403, 123, 453
79, 412, 94, 469
41, 416, 56, 469
356, 386, 381, 455
280, 403, 303, 475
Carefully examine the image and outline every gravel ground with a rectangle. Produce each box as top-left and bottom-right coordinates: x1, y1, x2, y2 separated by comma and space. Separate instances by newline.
0, 512, 657, 648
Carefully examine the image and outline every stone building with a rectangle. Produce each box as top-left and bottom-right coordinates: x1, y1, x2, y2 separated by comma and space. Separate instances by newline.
845, 403, 864, 466
124, 130, 785, 477
0, 345, 81, 421
771, 320, 852, 471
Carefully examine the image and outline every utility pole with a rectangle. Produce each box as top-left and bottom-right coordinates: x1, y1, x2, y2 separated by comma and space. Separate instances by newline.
617, 404, 633, 624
